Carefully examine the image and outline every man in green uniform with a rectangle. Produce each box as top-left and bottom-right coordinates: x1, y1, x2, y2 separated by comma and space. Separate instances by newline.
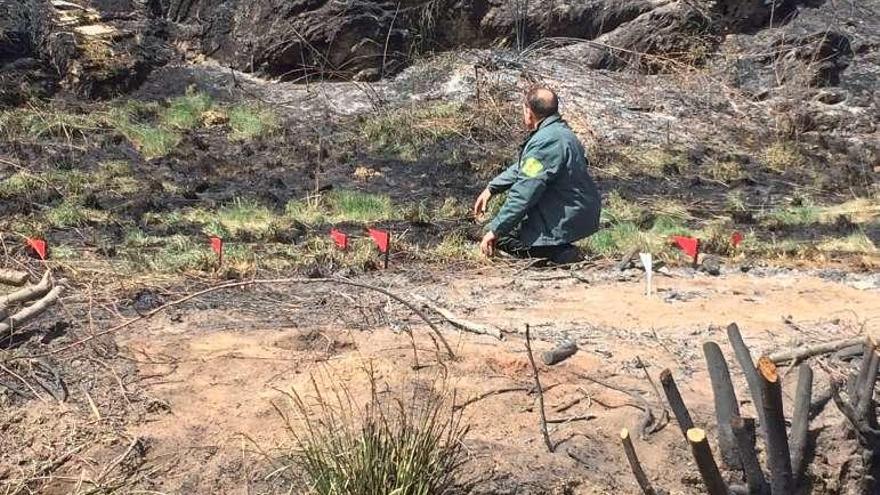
473, 85, 601, 264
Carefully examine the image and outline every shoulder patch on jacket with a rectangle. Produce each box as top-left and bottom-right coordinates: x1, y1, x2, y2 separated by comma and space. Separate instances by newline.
521, 157, 544, 178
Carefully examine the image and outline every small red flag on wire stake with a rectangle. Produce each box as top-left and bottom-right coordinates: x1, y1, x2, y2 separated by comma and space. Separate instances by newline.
25, 238, 47, 260
671, 235, 700, 267
731, 231, 744, 249
330, 229, 348, 250
368, 228, 391, 269
210, 236, 224, 266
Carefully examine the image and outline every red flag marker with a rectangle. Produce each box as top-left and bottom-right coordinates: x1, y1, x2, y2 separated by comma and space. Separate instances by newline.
26, 238, 47, 260
368, 228, 391, 268
330, 229, 348, 250
671, 235, 700, 266
731, 231, 744, 248
210, 236, 224, 265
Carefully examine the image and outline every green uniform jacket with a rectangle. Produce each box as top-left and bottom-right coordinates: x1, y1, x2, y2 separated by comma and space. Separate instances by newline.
487, 114, 601, 247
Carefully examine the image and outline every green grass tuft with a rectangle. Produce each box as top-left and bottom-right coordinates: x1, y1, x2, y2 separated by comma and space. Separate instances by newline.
161, 91, 214, 130
360, 102, 466, 160
228, 105, 279, 141
282, 372, 468, 495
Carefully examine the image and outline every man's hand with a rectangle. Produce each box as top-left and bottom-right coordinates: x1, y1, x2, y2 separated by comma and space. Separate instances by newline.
473, 187, 492, 217
480, 231, 497, 257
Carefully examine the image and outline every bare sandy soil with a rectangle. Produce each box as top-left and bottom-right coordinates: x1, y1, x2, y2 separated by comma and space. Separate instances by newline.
33, 264, 871, 494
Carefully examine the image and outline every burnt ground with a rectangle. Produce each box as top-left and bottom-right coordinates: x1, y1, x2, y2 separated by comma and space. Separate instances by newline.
1, 49, 879, 494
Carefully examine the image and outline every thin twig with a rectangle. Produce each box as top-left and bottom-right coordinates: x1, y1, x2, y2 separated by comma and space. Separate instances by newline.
525, 324, 554, 453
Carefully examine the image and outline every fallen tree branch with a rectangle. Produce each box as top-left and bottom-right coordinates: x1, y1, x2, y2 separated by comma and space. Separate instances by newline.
0, 271, 52, 320
0, 285, 64, 334
413, 295, 502, 339
0, 269, 29, 287
21, 277, 455, 360
769, 337, 867, 364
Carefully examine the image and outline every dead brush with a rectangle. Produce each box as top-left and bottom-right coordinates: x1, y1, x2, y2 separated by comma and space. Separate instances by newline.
276, 371, 468, 495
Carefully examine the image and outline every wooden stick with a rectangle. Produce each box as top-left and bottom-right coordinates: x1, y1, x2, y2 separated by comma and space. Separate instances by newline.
620, 428, 657, 495
769, 337, 867, 364
727, 323, 764, 423
687, 428, 728, 495
413, 295, 503, 340
790, 364, 813, 486
757, 357, 793, 495
731, 416, 769, 495
703, 341, 742, 468
0, 286, 64, 334
542, 341, 578, 365
0, 269, 28, 287
660, 368, 694, 439
525, 324, 554, 453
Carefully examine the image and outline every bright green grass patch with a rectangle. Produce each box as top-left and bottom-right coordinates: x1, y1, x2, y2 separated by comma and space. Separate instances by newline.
287, 190, 395, 225
228, 105, 279, 141
760, 205, 820, 227
45, 198, 109, 228
161, 91, 214, 130
0, 171, 45, 198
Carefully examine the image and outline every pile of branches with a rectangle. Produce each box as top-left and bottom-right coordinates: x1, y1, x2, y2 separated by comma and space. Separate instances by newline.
619, 323, 879, 494
0, 269, 65, 401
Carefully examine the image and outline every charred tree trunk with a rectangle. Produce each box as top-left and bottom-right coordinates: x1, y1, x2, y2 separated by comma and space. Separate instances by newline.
660, 368, 694, 439
687, 428, 729, 495
731, 416, 769, 495
789, 364, 813, 486
704, 341, 742, 468
727, 323, 764, 425
757, 357, 793, 495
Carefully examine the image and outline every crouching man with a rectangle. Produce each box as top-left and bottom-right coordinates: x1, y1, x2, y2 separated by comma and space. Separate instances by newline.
473, 85, 602, 264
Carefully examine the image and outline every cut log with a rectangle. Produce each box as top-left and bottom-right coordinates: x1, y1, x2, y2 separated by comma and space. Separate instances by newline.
659, 368, 694, 439
769, 337, 866, 364
687, 428, 729, 495
731, 416, 769, 495
0, 269, 29, 287
413, 295, 503, 340
727, 323, 764, 424
542, 341, 578, 365
757, 357, 793, 495
620, 428, 657, 495
703, 341, 741, 468
0, 285, 64, 334
789, 365, 813, 487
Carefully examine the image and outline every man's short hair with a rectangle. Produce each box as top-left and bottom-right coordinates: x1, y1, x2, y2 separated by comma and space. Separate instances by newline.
525, 86, 559, 120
